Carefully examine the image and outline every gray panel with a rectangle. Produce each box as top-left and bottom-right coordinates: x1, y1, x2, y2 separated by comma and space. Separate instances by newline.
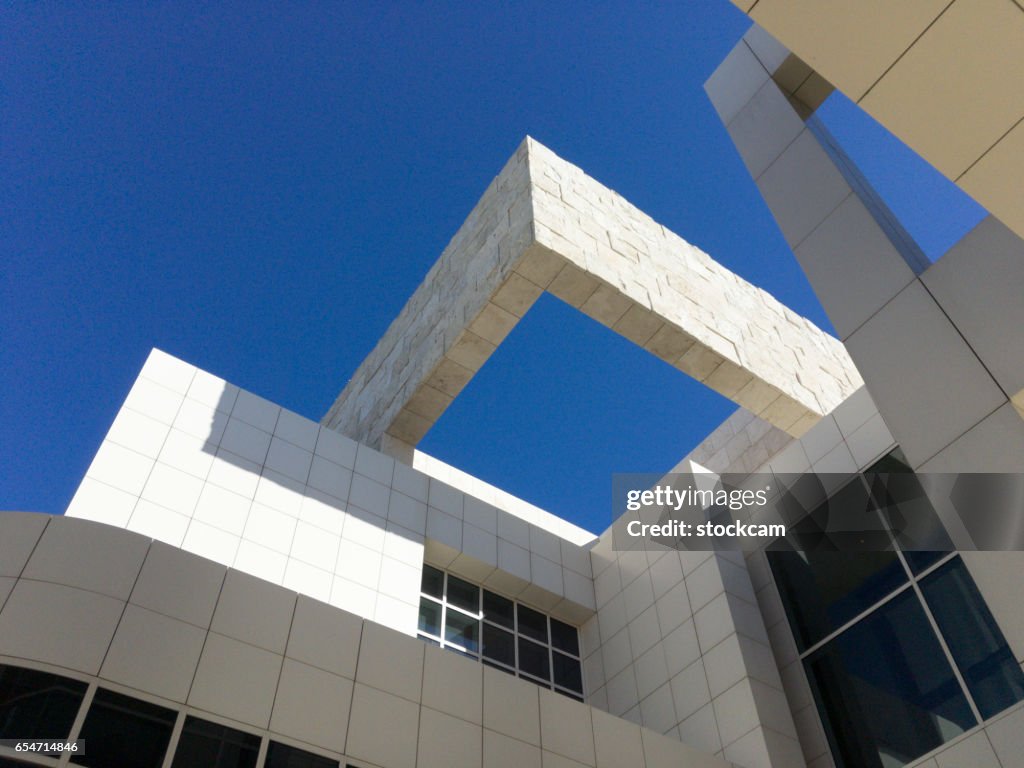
845, 281, 1005, 468
922, 217, 1024, 397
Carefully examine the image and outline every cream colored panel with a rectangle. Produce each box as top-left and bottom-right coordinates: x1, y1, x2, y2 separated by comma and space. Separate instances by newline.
750, 0, 947, 100
860, 0, 1024, 179
960, 117, 1024, 237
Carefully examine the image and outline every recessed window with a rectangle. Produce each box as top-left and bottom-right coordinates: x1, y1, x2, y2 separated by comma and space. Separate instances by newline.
0, 665, 87, 742
71, 689, 176, 768
170, 716, 260, 768
920, 558, 1024, 720
264, 741, 339, 768
770, 452, 1024, 768
417, 566, 584, 699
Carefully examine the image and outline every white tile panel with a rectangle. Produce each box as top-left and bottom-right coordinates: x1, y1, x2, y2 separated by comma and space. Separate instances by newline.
356, 621, 424, 702
0, 579, 124, 674
192, 483, 251, 536
273, 409, 318, 452
85, 441, 155, 497
65, 478, 137, 528
264, 437, 313, 483
347, 683, 420, 768
130, 541, 225, 627
211, 570, 296, 653
270, 658, 352, 753
141, 462, 204, 517
188, 631, 282, 728
126, 500, 189, 546
140, 348, 196, 394
105, 407, 171, 458
282, 560, 332, 603
23, 515, 148, 599
157, 428, 215, 479
181, 520, 240, 567
314, 427, 358, 469
100, 604, 206, 702
186, 368, 239, 413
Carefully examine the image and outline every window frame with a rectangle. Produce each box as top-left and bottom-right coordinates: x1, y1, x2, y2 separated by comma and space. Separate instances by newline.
416, 566, 585, 700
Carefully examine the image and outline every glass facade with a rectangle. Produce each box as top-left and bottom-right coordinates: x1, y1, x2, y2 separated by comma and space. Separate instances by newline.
417, 565, 584, 700
770, 454, 1024, 768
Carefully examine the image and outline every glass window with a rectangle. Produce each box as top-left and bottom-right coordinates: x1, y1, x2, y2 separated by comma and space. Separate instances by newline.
421, 565, 444, 599
483, 590, 514, 629
418, 568, 583, 697
769, 550, 907, 650
518, 637, 550, 682
517, 605, 548, 644
920, 558, 1024, 719
444, 611, 479, 654
553, 652, 583, 693
170, 716, 260, 768
550, 618, 579, 656
446, 575, 479, 613
418, 598, 441, 637
0, 665, 87, 741
482, 624, 515, 667
71, 689, 176, 768
265, 742, 338, 768
804, 588, 975, 768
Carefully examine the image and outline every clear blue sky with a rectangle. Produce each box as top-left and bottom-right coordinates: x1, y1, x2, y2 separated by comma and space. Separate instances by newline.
2, 3, 983, 533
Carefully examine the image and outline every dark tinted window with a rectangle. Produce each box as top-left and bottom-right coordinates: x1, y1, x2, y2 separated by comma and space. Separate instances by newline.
517, 605, 548, 643
483, 590, 514, 629
805, 588, 974, 768
518, 638, 549, 682
769, 550, 907, 650
444, 611, 479, 653
553, 652, 583, 693
418, 598, 441, 636
265, 741, 338, 768
0, 665, 87, 740
71, 689, 176, 768
550, 618, 579, 656
171, 716, 260, 768
482, 624, 515, 667
446, 575, 479, 613
421, 565, 443, 599
920, 558, 1024, 719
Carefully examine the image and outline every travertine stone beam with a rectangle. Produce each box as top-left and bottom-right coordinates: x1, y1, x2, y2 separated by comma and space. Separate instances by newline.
323, 137, 862, 453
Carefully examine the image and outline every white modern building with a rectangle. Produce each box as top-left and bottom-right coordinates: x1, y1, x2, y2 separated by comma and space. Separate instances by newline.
3, 7, 1024, 768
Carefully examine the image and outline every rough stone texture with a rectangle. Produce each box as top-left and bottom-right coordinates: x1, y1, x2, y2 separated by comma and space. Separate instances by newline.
323, 137, 862, 451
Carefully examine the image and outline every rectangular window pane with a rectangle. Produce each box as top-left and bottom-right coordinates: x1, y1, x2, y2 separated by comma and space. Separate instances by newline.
769, 549, 907, 651
482, 624, 515, 667
265, 741, 338, 768
444, 610, 479, 653
71, 689, 177, 768
0, 665, 87, 741
517, 605, 548, 644
421, 565, 444, 599
805, 588, 974, 768
418, 597, 441, 637
446, 575, 480, 614
518, 637, 550, 682
483, 590, 514, 629
550, 619, 579, 656
920, 558, 1024, 719
552, 652, 583, 693
171, 716, 260, 768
